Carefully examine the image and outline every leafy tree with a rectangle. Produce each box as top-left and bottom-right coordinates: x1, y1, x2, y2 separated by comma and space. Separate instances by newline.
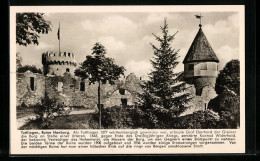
139, 19, 190, 128
17, 65, 42, 74
215, 59, 240, 95
172, 110, 221, 129
208, 60, 240, 128
16, 13, 52, 46
75, 42, 125, 128
208, 89, 240, 128
16, 52, 22, 70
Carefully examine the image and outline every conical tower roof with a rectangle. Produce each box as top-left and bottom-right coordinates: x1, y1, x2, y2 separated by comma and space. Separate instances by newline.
183, 27, 219, 63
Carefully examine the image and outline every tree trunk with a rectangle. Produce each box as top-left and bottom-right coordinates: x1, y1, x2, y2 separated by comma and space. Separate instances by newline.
98, 80, 101, 129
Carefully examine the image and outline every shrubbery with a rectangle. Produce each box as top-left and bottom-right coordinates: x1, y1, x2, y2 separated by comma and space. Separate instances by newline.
32, 95, 70, 129
90, 105, 147, 129
91, 104, 239, 129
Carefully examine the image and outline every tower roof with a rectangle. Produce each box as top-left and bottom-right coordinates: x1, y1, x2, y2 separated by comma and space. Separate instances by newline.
183, 27, 219, 63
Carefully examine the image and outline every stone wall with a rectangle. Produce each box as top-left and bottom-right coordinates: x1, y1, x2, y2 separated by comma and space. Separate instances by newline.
16, 72, 142, 109
17, 70, 216, 116
16, 71, 45, 106
180, 83, 217, 116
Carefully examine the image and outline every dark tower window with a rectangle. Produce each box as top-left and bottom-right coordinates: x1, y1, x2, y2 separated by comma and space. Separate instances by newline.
80, 82, 85, 91
119, 89, 125, 95
188, 64, 194, 70
30, 77, 35, 91
66, 68, 70, 72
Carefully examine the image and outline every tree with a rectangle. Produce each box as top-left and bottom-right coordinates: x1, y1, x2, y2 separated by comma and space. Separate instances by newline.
17, 65, 42, 74
16, 52, 22, 70
139, 19, 190, 128
75, 42, 125, 128
215, 59, 240, 95
16, 13, 52, 46
208, 60, 240, 128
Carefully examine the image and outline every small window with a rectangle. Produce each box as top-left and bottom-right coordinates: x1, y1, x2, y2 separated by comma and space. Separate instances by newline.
57, 68, 59, 71
68, 53, 70, 57
188, 64, 194, 70
201, 63, 207, 70
58, 82, 63, 91
30, 77, 34, 91
80, 82, 85, 91
119, 89, 125, 95
66, 68, 70, 72
212, 64, 217, 71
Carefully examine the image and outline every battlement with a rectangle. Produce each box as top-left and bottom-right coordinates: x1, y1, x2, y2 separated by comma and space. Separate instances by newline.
42, 51, 77, 66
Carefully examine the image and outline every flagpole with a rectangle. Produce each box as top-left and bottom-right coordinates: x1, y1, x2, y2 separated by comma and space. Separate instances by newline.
59, 22, 60, 54
200, 13, 202, 25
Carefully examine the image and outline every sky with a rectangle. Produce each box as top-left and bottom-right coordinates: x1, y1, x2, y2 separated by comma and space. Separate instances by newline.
17, 12, 240, 77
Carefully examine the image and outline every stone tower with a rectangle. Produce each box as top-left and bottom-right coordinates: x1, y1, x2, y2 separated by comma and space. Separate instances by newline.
183, 25, 219, 96
42, 51, 77, 76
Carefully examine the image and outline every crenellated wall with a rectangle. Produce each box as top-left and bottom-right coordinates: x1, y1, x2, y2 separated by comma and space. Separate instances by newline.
42, 51, 77, 76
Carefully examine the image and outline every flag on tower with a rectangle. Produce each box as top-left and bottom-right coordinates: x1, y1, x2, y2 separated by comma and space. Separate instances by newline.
195, 15, 202, 19
57, 23, 60, 40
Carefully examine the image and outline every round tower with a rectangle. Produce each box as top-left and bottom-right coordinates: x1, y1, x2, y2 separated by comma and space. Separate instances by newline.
42, 51, 77, 76
183, 25, 219, 96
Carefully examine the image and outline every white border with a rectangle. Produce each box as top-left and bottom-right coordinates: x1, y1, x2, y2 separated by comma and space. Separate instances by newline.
10, 5, 245, 154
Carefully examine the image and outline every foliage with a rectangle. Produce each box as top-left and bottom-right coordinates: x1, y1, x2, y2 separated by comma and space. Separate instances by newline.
208, 60, 240, 128
16, 52, 22, 70
138, 19, 190, 128
171, 110, 221, 129
33, 95, 70, 129
75, 42, 125, 128
215, 59, 240, 95
20, 114, 93, 130
75, 42, 125, 85
16, 13, 52, 46
90, 105, 146, 129
17, 65, 42, 74
208, 89, 240, 128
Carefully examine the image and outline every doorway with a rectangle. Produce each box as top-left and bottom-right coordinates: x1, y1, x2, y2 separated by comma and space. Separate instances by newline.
121, 99, 127, 107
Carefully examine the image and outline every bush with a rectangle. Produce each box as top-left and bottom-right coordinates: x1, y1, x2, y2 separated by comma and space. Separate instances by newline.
90, 105, 147, 129
17, 65, 42, 74
33, 95, 70, 129
171, 110, 221, 129
208, 89, 240, 128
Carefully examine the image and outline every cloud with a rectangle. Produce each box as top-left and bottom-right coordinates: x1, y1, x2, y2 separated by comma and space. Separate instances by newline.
203, 13, 239, 49
124, 60, 152, 77
215, 45, 239, 70
144, 13, 171, 25
34, 42, 54, 50
81, 15, 138, 39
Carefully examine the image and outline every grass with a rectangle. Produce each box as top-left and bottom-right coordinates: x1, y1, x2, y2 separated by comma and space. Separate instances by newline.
19, 113, 96, 130
16, 107, 34, 119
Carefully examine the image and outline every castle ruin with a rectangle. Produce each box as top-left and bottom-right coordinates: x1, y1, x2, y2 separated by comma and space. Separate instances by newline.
16, 23, 219, 115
